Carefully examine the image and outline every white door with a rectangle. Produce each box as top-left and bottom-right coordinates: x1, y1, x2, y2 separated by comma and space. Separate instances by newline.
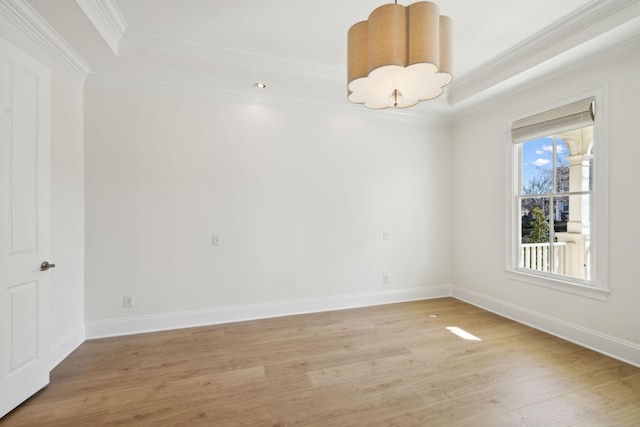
0, 38, 51, 419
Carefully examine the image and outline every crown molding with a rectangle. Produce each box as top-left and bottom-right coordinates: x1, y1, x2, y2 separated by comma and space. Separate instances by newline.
117, 30, 453, 124
451, 26, 640, 125
122, 29, 345, 84
86, 71, 452, 126
75, 0, 127, 55
0, 0, 90, 80
449, 0, 640, 105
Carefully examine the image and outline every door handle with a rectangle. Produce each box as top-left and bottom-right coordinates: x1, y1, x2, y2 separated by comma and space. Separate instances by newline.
40, 261, 56, 271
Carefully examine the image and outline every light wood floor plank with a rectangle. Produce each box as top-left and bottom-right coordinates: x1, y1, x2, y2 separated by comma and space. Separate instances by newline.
2, 298, 639, 426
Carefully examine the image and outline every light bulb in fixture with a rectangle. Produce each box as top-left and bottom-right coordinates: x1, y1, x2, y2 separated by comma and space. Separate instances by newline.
254, 82, 267, 89
389, 89, 403, 108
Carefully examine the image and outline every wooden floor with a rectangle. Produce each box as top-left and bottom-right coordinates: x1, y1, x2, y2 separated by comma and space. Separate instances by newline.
3, 298, 640, 426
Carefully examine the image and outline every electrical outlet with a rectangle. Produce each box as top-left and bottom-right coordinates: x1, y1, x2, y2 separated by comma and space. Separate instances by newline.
383, 274, 389, 284
123, 295, 134, 308
383, 230, 389, 241
212, 234, 222, 246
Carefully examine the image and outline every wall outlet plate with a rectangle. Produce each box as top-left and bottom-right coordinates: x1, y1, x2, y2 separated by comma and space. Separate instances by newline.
123, 295, 134, 308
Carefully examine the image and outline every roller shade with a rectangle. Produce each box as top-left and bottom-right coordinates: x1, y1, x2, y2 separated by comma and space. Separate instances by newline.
511, 98, 595, 143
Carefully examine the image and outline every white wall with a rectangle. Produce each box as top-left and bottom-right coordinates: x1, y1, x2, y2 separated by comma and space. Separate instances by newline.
451, 53, 640, 365
84, 85, 453, 337
0, 16, 85, 367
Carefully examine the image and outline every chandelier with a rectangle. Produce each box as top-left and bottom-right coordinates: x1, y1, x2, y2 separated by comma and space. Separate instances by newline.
347, 1, 452, 109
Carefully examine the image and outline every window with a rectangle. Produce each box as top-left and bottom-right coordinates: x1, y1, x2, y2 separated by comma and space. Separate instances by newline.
508, 96, 608, 299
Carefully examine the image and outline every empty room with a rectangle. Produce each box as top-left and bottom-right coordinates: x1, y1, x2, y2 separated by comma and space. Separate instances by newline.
1, 0, 640, 425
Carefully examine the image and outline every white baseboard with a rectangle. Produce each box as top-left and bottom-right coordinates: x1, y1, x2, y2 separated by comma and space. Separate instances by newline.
49, 323, 86, 370
86, 285, 452, 339
451, 286, 640, 368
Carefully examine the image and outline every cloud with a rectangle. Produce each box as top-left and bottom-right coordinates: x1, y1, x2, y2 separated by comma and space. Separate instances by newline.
543, 144, 565, 154
536, 150, 543, 155
533, 158, 551, 167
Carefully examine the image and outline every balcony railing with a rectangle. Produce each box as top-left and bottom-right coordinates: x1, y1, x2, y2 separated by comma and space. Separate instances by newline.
520, 242, 567, 274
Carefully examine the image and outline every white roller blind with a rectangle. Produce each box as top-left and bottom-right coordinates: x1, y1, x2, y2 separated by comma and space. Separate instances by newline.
511, 97, 595, 143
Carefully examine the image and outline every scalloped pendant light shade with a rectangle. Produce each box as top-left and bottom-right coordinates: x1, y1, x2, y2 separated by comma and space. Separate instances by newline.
347, 1, 452, 109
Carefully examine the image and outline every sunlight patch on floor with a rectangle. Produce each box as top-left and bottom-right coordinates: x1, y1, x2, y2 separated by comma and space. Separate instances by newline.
446, 326, 482, 341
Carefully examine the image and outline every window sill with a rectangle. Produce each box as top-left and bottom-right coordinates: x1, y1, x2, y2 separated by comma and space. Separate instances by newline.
505, 269, 610, 301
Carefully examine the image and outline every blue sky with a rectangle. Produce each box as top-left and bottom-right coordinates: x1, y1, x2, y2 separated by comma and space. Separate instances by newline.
522, 136, 567, 191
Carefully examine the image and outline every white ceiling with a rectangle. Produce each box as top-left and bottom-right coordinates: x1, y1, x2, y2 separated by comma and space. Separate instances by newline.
24, 0, 640, 115
115, 0, 594, 77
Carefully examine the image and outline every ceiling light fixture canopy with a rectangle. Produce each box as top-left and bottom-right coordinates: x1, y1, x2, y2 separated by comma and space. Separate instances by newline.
347, 0, 452, 109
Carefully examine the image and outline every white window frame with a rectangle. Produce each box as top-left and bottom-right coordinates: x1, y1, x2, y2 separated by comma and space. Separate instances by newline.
505, 90, 609, 300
